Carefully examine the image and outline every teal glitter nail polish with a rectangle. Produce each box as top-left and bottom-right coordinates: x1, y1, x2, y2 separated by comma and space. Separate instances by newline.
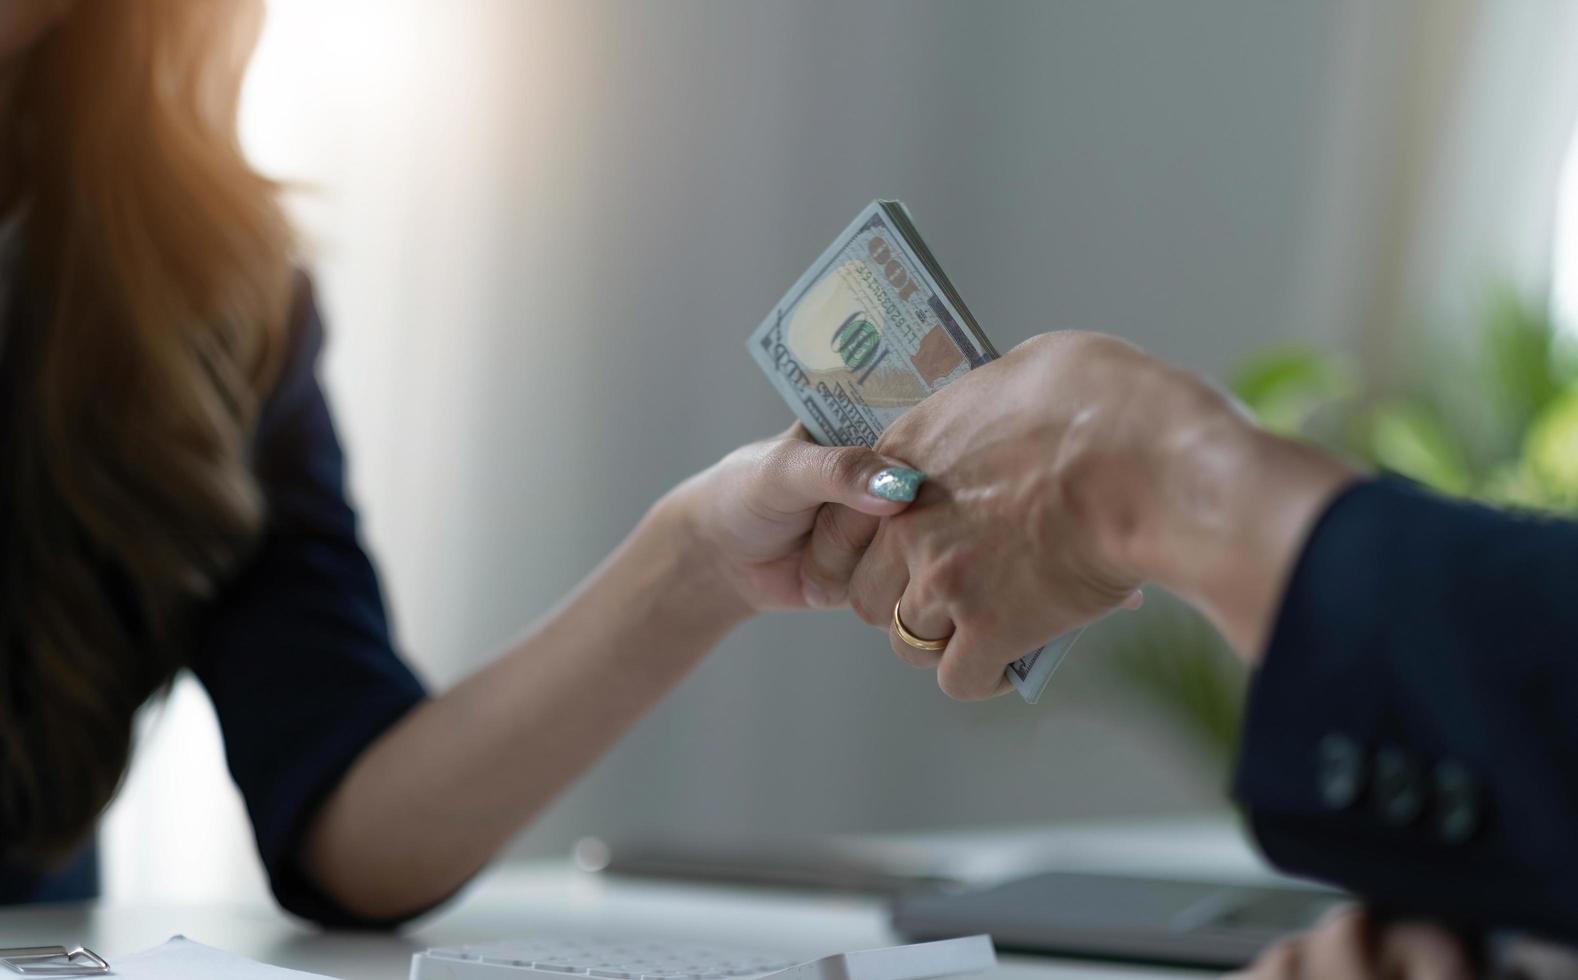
868, 467, 926, 502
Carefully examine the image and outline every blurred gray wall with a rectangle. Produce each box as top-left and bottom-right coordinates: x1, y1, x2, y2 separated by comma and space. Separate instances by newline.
346, 0, 1340, 853
107, 0, 1578, 900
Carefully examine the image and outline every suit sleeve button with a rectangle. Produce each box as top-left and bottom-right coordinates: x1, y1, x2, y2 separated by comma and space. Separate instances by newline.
1316, 734, 1365, 810
1434, 760, 1483, 844
1373, 746, 1425, 826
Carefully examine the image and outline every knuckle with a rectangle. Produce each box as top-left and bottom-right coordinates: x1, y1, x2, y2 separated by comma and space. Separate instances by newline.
891, 636, 940, 670
885, 511, 920, 549
848, 586, 888, 627
965, 603, 1004, 638
760, 440, 798, 480
740, 443, 784, 492
908, 571, 953, 616
820, 446, 868, 491
936, 675, 975, 702
936, 658, 986, 702
800, 562, 839, 595
803, 577, 847, 608
875, 406, 926, 455
928, 551, 970, 597
743, 440, 810, 516
801, 562, 848, 602
812, 505, 858, 555
716, 443, 758, 481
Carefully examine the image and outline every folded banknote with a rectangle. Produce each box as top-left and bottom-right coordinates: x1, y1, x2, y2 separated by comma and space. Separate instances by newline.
747, 200, 1079, 703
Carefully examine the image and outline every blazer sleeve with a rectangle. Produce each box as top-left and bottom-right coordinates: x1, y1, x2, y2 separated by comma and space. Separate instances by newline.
1233, 478, 1578, 943
190, 276, 428, 929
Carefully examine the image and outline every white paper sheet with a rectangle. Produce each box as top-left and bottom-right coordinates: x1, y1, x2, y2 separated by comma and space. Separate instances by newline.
109, 937, 339, 980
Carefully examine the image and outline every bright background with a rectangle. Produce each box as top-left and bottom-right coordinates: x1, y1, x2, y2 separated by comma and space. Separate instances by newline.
103, 0, 1578, 904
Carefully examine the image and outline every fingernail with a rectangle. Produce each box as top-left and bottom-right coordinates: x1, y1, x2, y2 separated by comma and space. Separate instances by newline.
803, 580, 839, 608
868, 466, 926, 502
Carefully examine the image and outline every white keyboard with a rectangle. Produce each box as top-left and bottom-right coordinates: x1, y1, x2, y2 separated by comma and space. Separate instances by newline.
409, 934, 996, 980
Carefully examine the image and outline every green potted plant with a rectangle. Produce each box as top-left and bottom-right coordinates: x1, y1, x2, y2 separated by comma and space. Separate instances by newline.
1091, 287, 1578, 764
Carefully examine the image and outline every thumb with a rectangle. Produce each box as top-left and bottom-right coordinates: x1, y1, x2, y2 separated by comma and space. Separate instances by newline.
762, 440, 925, 518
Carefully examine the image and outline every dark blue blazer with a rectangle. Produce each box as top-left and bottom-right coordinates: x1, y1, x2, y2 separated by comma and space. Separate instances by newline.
1237, 479, 1578, 943
0, 278, 427, 926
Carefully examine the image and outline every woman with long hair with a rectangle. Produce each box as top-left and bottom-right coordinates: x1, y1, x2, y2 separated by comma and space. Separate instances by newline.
0, 0, 921, 923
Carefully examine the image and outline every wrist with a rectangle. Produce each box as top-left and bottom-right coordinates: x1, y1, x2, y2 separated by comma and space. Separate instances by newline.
1117, 395, 1357, 660
639, 490, 757, 633
1128, 389, 1266, 588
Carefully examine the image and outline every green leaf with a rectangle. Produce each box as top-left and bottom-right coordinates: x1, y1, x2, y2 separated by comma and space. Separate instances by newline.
1100, 598, 1245, 761
1481, 286, 1570, 437
1521, 384, 1578, 508
1229, 348, 1353, 438
1364, 401, 1474, 494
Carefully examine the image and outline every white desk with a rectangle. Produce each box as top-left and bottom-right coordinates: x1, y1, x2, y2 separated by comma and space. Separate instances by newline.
0, 863, 1217, 980
1, 819, 1276, 979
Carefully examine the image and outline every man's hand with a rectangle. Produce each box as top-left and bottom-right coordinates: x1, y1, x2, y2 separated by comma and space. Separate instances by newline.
1229, 907, 1474, 980
844, 332, 1354, 698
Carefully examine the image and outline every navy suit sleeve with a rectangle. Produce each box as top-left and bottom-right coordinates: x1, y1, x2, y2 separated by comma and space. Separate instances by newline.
190, 277, 427, 928
1234, 478, 1578, 942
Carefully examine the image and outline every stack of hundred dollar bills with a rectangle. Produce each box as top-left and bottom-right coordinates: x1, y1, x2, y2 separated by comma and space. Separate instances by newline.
748, 200, 1079, 704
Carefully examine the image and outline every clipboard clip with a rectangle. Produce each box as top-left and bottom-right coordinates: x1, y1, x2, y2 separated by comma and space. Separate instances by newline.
0, 946, 110, 976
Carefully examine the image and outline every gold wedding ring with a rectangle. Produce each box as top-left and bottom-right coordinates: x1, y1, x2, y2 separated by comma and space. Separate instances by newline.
892, 599, 952, 651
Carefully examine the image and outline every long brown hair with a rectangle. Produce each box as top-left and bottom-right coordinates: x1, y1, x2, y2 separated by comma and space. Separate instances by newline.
0, 0, 292, 863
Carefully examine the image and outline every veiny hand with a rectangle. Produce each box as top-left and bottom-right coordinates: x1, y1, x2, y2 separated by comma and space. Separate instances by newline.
1228, 907, 1474, 980
841, 332, 1175, 697
665, 424, 925, 618
844, 331, 1352, 699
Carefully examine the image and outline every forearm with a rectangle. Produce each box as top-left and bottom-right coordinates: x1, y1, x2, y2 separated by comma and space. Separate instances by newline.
299, 498, 748, 921
1142, 423, 1357, 659
1090, 375, 1357, 660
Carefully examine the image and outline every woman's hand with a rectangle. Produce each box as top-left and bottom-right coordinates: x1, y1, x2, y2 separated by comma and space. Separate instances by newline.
845, 332, 1353, 698
663, 425, 926, 619
1229, 907, 1474, 980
